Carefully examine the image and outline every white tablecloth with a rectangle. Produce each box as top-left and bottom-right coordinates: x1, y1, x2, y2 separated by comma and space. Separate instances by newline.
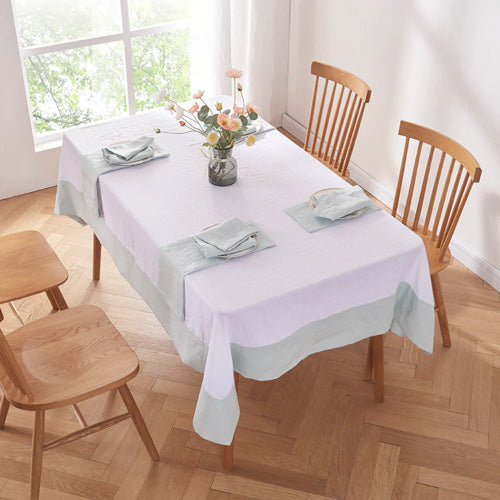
56, 101, 434, 444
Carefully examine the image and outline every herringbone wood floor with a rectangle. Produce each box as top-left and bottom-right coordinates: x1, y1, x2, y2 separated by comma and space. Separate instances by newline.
1, 150, 499, 499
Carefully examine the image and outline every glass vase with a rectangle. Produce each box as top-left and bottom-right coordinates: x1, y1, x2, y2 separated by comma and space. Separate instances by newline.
208, 147, 237, 186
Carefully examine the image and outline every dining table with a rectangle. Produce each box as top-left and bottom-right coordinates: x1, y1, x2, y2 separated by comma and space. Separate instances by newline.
55, 96, 435, 469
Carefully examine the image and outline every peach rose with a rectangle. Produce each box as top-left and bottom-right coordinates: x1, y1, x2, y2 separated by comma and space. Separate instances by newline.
217, 113, 231, 130
233, 105, 244, 114
189, 103, 200, 113
192, 89, 205, 99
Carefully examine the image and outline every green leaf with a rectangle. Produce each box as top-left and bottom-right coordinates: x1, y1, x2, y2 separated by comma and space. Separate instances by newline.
240, 115, 248, 126
249, 112, 258, 121
223, 109, 230, 115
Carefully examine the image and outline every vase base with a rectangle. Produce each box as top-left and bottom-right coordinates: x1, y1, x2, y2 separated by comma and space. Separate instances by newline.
209, 177, 237, 187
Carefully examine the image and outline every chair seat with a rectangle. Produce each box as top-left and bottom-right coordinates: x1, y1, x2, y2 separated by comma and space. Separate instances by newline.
0, 231, 68, 304
414, 227, 452, 275
0, 305, 139, 410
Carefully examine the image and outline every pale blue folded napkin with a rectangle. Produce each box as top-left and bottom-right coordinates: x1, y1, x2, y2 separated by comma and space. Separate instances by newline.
81, 138, 170, 217
285, 188, 381, 233
310, 186, 371, 221
193, 218, 259, 258
102, 136, 165, 164
159, 219, 275, 317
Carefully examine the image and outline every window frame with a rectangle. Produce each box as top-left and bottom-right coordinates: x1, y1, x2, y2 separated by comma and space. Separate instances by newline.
12, 0, 189, 147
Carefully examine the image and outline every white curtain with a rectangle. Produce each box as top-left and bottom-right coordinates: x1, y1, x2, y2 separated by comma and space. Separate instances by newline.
189, 0, 290, 126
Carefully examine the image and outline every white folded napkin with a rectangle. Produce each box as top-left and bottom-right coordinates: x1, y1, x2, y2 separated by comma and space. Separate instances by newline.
310, 186, 371, 221
192, 218, 259, 258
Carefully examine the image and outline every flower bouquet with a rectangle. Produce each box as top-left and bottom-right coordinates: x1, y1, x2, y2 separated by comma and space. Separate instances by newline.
155, 68, 259, 186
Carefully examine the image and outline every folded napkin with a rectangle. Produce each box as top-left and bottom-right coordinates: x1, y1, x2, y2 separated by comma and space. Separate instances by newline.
192, 218, 259, 258
160, 219, 275, 318
310, 186, 371, 221
102, 136, 155, 164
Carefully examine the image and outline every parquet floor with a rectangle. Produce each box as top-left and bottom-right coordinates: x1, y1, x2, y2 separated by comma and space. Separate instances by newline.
1, 157, 500, 499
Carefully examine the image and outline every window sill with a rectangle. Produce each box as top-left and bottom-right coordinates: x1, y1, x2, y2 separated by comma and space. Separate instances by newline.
35, 139, 62, 153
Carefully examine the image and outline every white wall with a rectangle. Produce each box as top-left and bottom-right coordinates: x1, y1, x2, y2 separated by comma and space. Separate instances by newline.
286, 0, 500, 284
0, 1, 61, 200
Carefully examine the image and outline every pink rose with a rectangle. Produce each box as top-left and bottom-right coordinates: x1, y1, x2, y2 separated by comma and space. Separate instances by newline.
192, 89, 205, 99
225, 68, 243, 78
179, 120, 186, 126
237, 83, 243, 91
233, 105, 244, 114
189, 103, 200, 113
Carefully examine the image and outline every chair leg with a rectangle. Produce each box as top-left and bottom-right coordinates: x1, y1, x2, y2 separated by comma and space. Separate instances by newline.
431, 273, 451, 347
72, 404, 88, 427
30, 410, 45, 500
8, 302, 25, 325
364, 337, 374, 381
46, 289, 59, 310
223, 372, 240, 471
50, 287, 68, 311
0, 395, 10, 429
372, 335, 384, 403
118, 384, 159, 461
93, 234, 102, 282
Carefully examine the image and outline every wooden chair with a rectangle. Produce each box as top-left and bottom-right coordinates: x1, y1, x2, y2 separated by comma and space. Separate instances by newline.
392, 120, 482, 346
0, 231, 69, 325
304, 61, 371, 178
0, 305, 159, 500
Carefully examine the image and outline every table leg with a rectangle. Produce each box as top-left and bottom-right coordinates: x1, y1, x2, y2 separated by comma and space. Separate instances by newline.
364, 337, 374, 381
372, 334, 384, 403
223, 372, 240, 471
93, 234, 102, 282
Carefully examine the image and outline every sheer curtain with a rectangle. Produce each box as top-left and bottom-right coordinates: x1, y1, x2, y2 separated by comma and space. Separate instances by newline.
190, 0, 290, 126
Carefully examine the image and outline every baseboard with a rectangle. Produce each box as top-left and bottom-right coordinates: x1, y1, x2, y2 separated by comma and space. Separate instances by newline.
281, 112, 500, 292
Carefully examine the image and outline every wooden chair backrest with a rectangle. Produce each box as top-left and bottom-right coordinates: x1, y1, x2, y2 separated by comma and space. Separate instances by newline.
0, 327, 34, 400
393, 120, 482, 261
304, 61, 372, 177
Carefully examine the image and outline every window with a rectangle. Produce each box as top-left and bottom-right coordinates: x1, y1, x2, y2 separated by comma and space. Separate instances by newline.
12, 0, 190, 144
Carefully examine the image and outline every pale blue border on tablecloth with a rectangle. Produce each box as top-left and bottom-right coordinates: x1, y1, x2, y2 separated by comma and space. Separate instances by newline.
55, 180, 434, 445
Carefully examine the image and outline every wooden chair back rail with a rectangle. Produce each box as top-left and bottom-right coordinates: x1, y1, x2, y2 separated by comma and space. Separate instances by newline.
0, 330, 33, 400
310, 61, 371, 100
305, 61, 371, 178
392, 121, 481, 262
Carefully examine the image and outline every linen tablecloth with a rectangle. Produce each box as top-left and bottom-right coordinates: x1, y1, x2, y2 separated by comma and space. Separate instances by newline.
55, 100, 434, 445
